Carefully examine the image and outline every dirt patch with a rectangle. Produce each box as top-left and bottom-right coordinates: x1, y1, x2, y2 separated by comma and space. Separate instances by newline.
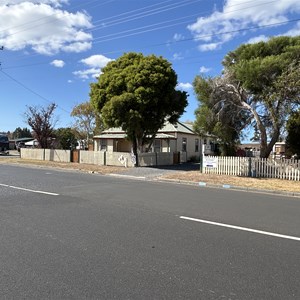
161, 171, 300, 193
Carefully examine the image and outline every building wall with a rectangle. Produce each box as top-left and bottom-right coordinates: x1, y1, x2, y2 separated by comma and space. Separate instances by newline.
175, 133, 201, 161
80, 150, 105, 165
93, 133, 217, 162
106, 151, 135, 167
21, 148, 71, 162
44, 149, 70, 162
21, 148, 45, 160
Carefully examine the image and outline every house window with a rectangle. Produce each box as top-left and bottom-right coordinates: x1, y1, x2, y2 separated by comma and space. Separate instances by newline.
195, 139, 199, 152
182, 138, 187, 152
153, 139, 161, 152
100, 139, 107, 151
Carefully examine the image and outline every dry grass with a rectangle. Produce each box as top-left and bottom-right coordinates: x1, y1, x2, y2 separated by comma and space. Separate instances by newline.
2, 157, 300, 193
0, 157, 124, 174
161, 171, 300, 193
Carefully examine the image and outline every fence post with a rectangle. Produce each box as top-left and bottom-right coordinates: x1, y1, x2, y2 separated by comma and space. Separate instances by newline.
248, 157, 252, 177
200, 144, 205, 173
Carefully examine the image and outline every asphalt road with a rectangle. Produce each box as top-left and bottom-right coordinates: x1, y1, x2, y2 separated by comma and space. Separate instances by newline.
0, 164, 299, 299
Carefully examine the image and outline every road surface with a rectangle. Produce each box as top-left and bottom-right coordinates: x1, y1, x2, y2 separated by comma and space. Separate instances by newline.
0, 164, 299, 299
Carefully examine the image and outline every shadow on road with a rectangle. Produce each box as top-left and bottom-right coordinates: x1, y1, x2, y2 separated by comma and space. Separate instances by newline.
144, 162, 200, 172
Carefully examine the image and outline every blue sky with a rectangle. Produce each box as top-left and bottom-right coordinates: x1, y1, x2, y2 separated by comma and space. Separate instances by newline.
0, 0, 300, 134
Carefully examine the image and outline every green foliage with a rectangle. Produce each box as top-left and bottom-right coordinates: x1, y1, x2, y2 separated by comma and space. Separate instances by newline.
53, 127, 77, 150
71, 101, 102, 142
286, 111, 300, 157
224, 36, 300, 97
193, 75, 249, 156
12, 127, 32, 139
195, 36, 300, 158
90, 52, 187, 160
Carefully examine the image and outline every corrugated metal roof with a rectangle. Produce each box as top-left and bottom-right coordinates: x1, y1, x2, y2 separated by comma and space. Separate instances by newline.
153, 133, 175, 139
93, 121, 218, 140
97, 121, 196, 136
160, 121, 194, 135
94, 133, 175, 139
94, 134, 127, 139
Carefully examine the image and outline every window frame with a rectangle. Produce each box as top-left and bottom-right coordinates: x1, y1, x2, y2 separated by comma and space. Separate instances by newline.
182, 137, 187, 152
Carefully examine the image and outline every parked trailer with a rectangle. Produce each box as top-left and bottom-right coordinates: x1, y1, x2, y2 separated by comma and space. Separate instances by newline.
0, 135, 9, 155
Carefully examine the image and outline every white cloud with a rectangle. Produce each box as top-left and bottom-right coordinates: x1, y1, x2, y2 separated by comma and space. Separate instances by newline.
199, 66, 211, 73
173, 33, 184, 41
73, 68, 102, 79
172, 52, 183, 60
80, 54, 113, 68
188, 0, 300, 51
247, 35, 269, 44
283, 21, 300, 37
4, 0, 68, 7
73, 54, 114, 79
198, 42, 221, 52
176, 82, 193, 91
50, 59, 65, 67
0, 1, 92, 55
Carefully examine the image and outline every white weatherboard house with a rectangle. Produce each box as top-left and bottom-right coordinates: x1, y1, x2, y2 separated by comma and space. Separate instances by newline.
93, 121, 215, 163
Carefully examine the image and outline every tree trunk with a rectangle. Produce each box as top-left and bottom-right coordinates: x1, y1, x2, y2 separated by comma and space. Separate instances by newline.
264, 128, 280, 159
132, 137, 139, 167
240, 101, 270, 158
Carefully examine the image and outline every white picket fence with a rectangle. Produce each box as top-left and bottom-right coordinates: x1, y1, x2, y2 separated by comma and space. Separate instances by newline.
203, 156, 300, 181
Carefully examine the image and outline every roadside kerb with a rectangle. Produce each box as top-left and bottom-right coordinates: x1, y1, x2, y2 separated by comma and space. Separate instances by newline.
155, 177, 300, 198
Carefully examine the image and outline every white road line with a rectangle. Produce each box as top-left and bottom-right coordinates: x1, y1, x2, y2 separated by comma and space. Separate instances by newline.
109, 174, 146, 180
180, 216, 300, 242
0, 183, 59, 196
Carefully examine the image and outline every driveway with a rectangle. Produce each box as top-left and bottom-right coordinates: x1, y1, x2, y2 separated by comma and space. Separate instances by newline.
119, 162, 200, 178
0, 150, 20, 158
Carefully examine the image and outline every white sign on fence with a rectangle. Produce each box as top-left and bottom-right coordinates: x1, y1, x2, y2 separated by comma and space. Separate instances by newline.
203, 156, 218, 168
131, 153, 136, 165
118, 155, 126, 164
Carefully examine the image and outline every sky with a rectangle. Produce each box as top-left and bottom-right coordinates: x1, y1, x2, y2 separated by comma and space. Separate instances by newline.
0, 0, 300, 134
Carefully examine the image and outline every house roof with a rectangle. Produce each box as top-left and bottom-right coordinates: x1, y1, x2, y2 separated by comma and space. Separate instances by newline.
94, 133, 126, 139
160, 121, 195, 135
94, 121, 196, 139
94, 133, 176, 139
11, 137, 34, 143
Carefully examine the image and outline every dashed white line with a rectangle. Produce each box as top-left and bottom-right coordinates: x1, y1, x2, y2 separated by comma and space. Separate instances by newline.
0, 183, 59, 196
180, 216, 300, 242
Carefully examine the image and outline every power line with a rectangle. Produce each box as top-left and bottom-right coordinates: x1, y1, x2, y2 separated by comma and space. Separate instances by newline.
2, 16, 300, 72
0, 69, 71, 115
90, 1, 286, 44
0, 0, 112, 35
92, 0, 173, 25
89, 0, 202, 32
134, 17, 300, 50
92, 12, 200, 42
0, 0, 299, 72
0, 0, 281, 63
